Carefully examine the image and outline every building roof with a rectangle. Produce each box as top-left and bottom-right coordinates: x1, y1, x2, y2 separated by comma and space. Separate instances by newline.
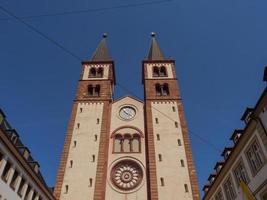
146, 32, 166, 61
91, 33, 112, 61
230, 129, 244, 141
0, 108, 55, 199
202, 68, 267, 200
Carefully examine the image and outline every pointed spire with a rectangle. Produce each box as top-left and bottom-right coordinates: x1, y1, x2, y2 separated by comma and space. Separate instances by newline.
91, 33, 112, 61
147, 32, 165, 60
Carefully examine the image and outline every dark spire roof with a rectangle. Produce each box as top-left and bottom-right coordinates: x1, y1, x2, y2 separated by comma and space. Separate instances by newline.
91, 33, 112, 61
146, 32, 165, 60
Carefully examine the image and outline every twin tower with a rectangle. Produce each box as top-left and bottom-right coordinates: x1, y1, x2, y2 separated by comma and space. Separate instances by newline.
54, 33, 200, 200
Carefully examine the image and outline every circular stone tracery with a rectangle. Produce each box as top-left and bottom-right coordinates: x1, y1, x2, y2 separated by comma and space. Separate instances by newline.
111, 160, 143, 191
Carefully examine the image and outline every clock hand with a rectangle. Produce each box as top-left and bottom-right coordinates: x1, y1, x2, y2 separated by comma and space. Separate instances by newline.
123, 109, 134, 118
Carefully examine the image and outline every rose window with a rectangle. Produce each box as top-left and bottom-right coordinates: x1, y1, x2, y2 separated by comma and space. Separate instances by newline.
111, 160, 143, 191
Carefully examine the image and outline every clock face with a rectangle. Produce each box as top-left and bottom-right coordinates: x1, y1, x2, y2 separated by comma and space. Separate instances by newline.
119, 106, 136, 120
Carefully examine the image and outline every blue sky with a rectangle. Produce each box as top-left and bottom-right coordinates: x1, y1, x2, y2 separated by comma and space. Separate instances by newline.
0, 0, 266, 196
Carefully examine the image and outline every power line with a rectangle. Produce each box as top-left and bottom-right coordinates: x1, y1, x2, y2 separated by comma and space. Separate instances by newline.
0, 4, 221, 153
0, 0, 173, 21
115, 83, 221, 153
0, 5, 82, 61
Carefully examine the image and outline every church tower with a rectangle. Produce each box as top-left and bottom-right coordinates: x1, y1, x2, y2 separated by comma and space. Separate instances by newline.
54, 34, 115, 200
54, 33, 200, 200
143, 33, 200, 200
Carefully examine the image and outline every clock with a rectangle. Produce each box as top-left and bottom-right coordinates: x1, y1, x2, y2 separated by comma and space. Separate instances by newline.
119, 106, 136, 120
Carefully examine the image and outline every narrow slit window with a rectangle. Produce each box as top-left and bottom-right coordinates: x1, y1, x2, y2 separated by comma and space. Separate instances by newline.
155, 118, 159, 124
97, 118, 100, 124
180, 159, 185, 167
73, 141, 77, 147
92, 155, 95, 162
158, 154, 162, 162
65, 185, 69, 194
175, 122, 178, 128
80, 108, 83, 113
70, 160, 73, 168
94, 135, 98, 141
77, 123, 80, 129
184, 184, 189, 192
172, 106, 176, 112
177, 139, 182, 146
156, 134, 160, 141
160, 178, 165, 186
89, 178, 93, 187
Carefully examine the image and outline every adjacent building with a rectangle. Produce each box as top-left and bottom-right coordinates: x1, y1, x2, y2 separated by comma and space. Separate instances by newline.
0, 109, 55, 200
54, 33, 200, 200
202, 70, 267, 200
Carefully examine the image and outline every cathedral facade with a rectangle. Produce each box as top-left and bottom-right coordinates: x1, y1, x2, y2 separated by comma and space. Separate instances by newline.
54, 33, 200, 200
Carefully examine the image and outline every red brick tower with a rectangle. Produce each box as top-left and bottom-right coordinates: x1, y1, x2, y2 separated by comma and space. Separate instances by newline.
143, 32, 200, 200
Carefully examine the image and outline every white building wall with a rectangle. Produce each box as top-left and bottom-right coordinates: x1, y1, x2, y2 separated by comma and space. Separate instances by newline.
0, 142, 48, 200
59, 102, 103, 200
105, 96, 148, 200
209, 128, 267, 200
151, 101, 193, 200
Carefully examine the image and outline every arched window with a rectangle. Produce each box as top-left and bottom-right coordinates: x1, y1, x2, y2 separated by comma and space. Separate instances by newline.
132, 134, 140, 152
97, 68, 103, 78
162, 84, 169, 96
88, 85, 94, 96
114, 134, 123, 152
123, 134, 131, 152
89, 67, 96, 77
155, 84, 161, 96
153, 66, 159, 77
159, 66, 167, 77
95, 85, 100, 96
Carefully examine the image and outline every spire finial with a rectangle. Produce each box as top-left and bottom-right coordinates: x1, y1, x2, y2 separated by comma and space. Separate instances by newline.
151, 32, 156, 37
102, 33, 107, 38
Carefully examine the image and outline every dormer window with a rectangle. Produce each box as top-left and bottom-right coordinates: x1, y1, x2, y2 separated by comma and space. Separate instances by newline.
222, 147, 233, 160
230, 129, 243, 144
214, 161, 224, 173
241, 108, 254, 124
